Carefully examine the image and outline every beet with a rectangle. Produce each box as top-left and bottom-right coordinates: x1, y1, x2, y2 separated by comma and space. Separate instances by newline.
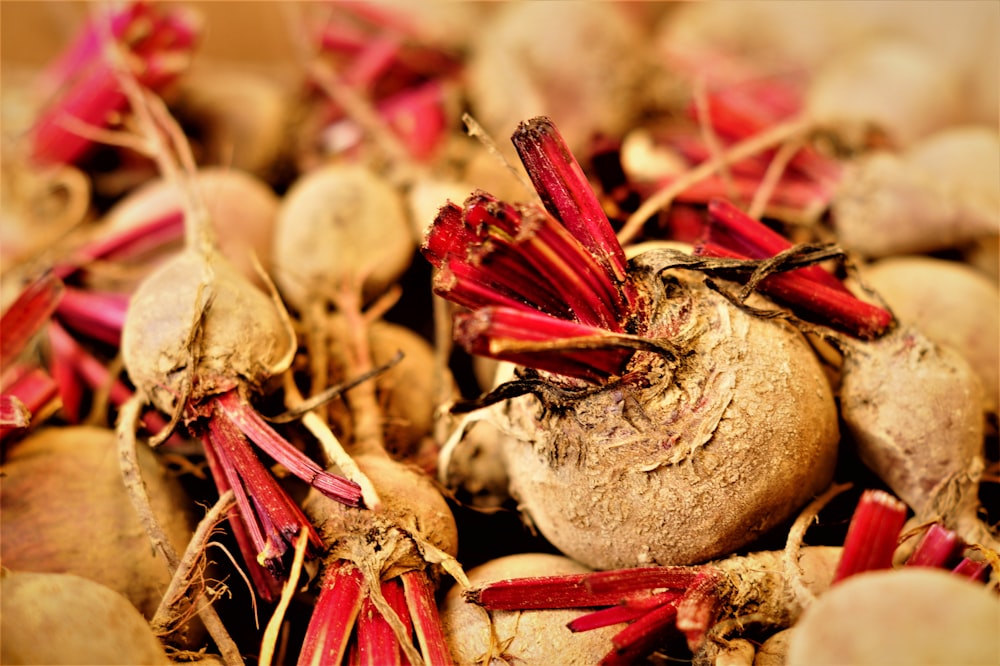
1, 426, 194, 624
499, 261, 839, 569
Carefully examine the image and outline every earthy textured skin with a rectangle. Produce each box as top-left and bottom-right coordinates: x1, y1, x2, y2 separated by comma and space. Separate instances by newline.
0, 426, 194, 622
272, 163, 414, 309
303, 454, 458, 580
500, 256, 840, 570
833, 148, 999, 259
839, 325, 991, 548
465, 2, 654, 155
101, 167, 280, 288
439, 553, 620, 666
121, 248, 293, 414
0, 571, 171, 665
805, 40, 961, 149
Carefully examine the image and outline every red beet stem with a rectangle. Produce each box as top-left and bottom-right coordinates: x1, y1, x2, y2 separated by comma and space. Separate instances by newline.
512, 116, 632, 295
426, 195, 609, 324
46, 321, 172, 437
583, 567, 704, 597
692, 80, 842, 187
0, 366, 59, 442
952, 558, 992, 583
433, 258, 574, 322
201, 438, 284, 602
56, 287, 128, 347
422, 202, 476, 268
316, 22, 372, 54
298, 561, 366, 666
569, 605, 649, 634
467, 564, 719, 663
204, 402, 324, 577
674, 571, 725, 652
707, 198, 847, 293
421, 117, 650, 383
568, 591, 684, 633
376, 79, 449, 161
467, 566, 699, 611
650, 172, 831, 214
47, 321, 120, 411
54, 210, 185, 280
833, 489, 908, 583
45, 331, 85, 423
355, 581, 404, 666
29, 2, 199, 165
37, 2, 152, 95
0, 395, 31, 433
696, 241, 893, 339
342, 33, 402, 89
401, 569, 454, 666
454, 307, 633, 382
905, 524, 964, 569
30, 64, 127, 165
1, 273, 64, 369
601, 602, 680, 666
464, 196, 627, 330
215, 389, 362, 507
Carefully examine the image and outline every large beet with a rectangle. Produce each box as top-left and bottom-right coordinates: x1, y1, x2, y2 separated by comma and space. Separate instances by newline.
0, 570, 171, 665
422, 117, 839, 571
500, 262, 839, 569
0, 426, 195, 621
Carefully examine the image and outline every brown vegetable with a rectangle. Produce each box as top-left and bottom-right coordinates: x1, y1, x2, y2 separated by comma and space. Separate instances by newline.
1, 426, 194, 623
0, 570, 171, 665
786, 568, 1000, 665
500, 261, 839, 569
439, 552, 620, 666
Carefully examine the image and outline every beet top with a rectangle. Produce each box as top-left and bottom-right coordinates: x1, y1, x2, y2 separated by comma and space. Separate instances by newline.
421, 117, 843, 569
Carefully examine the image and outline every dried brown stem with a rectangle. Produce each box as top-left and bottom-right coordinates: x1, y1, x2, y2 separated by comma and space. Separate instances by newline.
282, 375, 382, 511
748, 135, 805, 221
151, 490, 235, 634
462, 112, 535, 197
118, 396, 245, 666
259, 526, 309, 666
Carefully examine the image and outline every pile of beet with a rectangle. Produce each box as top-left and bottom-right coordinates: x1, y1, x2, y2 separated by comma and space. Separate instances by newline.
2, 3, 997, 665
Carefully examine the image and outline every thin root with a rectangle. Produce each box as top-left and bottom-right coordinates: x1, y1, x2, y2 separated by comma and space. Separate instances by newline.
259, 526, 309, 666
118, 395, 245, 666
151, 491, 235, 634
783, 482, 852, 611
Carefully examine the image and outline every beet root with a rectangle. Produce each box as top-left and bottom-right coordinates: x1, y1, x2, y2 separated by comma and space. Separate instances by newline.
0, 570, 171, 665
0, 426, 194, 626
786, 568, 1000, 665
858, 255, 999, 414
121, 247, 294, 415
303, 453, 459, 577
297, 453, 462, 663
500, 259, 840, 570
838, 325, 993, 549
